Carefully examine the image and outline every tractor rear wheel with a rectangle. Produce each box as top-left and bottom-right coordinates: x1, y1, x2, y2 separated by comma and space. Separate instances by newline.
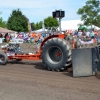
41, 38, 71, 71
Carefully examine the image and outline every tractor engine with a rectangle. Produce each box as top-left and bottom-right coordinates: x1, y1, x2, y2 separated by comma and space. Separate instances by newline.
6, 43, 21, 53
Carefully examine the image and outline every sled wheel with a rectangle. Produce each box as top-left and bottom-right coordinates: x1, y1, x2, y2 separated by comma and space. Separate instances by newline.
41, 38, 72, 71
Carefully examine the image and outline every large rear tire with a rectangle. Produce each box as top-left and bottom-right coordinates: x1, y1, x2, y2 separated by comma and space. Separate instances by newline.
41, 38, 71, 71
0, 53, 8, 65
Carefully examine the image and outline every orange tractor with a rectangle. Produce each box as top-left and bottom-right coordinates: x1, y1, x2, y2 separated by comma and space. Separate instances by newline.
0, 33, 81, 71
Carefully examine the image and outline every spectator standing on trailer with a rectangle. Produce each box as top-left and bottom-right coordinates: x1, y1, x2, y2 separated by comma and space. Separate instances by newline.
0, 33, 3, 38
86, 30, 91, 37
4, 33, 9, 42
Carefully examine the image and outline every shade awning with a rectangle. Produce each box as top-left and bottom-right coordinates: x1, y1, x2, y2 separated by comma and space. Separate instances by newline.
0, 27, 16, 33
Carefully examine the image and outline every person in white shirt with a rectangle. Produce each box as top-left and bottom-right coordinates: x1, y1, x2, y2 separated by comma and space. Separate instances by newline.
86, 30, 90, 37
78, 30, 83, 37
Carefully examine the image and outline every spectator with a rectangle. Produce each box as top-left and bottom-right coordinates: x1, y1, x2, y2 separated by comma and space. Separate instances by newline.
86, 30, 90, 37
78, 30, 82, 38
0, 33, 3, 38
97, 30, 100, 43
90, 29, 95, 38
4, 33, 9, 42
74, 30, 78, 36
19, 33, 22, 39
94, 29, 98, 36
82, 30, 86, 36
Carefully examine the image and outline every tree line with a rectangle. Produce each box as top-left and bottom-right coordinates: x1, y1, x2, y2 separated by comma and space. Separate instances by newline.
0, 0, 100, 32
0, 9, 59, 32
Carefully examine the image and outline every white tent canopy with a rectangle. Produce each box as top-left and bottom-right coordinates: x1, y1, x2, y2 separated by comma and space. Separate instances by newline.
35, 29, 48, 32
33, 20, 100, 32
87, 25, 100, 30
60, 19, 100, 31
60, 20, 84, 31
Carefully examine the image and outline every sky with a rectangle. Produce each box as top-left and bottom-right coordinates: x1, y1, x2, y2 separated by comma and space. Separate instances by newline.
0, 0, 87, 23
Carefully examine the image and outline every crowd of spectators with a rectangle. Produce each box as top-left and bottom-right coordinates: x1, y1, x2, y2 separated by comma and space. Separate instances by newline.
63, 29, 100, 44
0, 28, 100, 45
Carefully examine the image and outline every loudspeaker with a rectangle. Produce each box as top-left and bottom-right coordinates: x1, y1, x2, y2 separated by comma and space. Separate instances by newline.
52, 10, 65, 18
56, 10, 60, 18
61, 11, 65, 17
72, 47, 97, 77
52, 12, 56, 18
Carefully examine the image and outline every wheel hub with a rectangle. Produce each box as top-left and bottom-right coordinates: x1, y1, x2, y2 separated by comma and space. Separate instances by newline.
0, 56, 5, 62
46, 46, 63, 64
56, 51, 61, 57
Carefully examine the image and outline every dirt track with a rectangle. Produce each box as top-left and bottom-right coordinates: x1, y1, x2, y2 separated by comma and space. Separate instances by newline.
0, 60, 100, 100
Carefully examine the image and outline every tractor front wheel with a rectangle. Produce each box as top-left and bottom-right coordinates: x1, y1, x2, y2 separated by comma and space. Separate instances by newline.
0, 53, 8, 65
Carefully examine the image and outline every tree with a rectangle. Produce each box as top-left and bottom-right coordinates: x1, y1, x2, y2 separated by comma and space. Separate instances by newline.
7, 9, 28, 32
0, 11, 7, 28
31, 16, 59, 31
38, 21, 42, 29
31, 22, 36, 31
44, 16, 59, 28
35, 22, 39, 30
0, 17, 7, 28
77, 0, 100, 27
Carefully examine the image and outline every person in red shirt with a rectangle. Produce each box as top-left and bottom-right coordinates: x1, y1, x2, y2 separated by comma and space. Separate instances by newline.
94, 30, 98, 36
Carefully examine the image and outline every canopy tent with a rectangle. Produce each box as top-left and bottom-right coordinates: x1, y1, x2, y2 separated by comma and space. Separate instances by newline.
60, 20, 84, 31
60, 20, 100, 31
0, 27, 16, 33
34, 29, 48, 33
88, 25, 100, 30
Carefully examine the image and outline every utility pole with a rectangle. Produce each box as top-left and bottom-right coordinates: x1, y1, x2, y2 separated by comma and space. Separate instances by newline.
59, 17, 61, 33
